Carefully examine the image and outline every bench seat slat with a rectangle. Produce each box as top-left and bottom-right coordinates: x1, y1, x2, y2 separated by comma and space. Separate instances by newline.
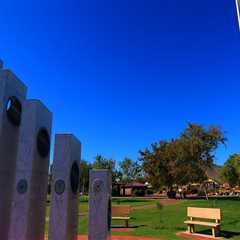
184, 220, 220, 227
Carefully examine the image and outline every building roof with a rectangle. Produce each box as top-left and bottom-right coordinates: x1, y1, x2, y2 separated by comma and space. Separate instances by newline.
124, 182, 147, 188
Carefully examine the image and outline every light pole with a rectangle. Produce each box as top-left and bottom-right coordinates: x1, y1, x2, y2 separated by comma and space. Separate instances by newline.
236, 0, 240, 30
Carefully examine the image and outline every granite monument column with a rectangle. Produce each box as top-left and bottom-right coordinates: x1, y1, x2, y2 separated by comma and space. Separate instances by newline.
89, 169, 112, 240
0, 61, 27, 239
49, 134, 81, 240
8, 100, 52, 240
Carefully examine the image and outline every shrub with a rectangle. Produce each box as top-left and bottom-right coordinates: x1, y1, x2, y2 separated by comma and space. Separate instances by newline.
146, 189, 154, 195
133, 188, 146, 197
112, 185, 120, 197
167, 191, 176, 199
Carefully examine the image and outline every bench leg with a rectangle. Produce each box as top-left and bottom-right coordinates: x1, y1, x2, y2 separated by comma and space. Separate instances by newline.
187, 224, 194, 233
191, 225, 195, 233
212, 227, 216, 238
125, 220, 129, 228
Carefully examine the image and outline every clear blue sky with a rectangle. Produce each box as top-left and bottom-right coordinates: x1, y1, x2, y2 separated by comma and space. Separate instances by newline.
0, 0, 239, 165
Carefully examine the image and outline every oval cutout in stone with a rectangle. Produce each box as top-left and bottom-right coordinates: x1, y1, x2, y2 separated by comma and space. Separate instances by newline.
70, 162, 79, 194
37, 128, 50, 158
6, 96, 22, 127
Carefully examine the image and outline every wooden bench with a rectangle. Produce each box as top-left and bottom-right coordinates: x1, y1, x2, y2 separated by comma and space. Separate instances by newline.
184, 207, 221, 238
112, 205, 131, 228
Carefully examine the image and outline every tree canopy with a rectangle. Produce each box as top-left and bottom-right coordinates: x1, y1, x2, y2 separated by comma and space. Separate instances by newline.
220, 154, 240, 187
92, 154, 115, 171
140, 123, 226, 190
119, 157, 142, 183
92, 154, 118, 183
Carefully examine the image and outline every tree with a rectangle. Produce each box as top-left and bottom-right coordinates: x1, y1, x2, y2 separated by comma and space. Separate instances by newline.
220, 154, 240, 187
140, 123, 226, 190
92, 154, 118, 184
119, 157, 142, 183
140, 141, 171, 189
79, 160, 91, 194
92, 154, 115, 171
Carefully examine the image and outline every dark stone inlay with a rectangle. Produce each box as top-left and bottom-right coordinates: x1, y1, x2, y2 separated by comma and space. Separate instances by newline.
55, 179, 65, 195
17, 179, 28, 194
92, 179, 103, 194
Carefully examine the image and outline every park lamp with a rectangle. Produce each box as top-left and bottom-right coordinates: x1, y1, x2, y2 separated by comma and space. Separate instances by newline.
236, 0, 240, 30
0, 59, 3, 69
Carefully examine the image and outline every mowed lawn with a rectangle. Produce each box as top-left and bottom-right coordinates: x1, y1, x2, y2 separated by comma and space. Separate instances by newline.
46, 197, 240, 240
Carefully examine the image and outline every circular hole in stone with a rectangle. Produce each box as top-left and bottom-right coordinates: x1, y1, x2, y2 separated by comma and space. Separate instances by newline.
6, 96, 22, 127
37, 128, 50, 158
70, 162, 80, 194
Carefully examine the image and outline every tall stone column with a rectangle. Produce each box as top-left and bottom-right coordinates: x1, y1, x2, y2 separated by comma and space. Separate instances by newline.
0, 63, 27, 239
8, 100, 52, 240
89, 169, 112, 240
49, 134, 81, 240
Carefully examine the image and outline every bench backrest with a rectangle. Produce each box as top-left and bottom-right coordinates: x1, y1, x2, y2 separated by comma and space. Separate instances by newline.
112, 205, 131, 217
187, 207, 221, 221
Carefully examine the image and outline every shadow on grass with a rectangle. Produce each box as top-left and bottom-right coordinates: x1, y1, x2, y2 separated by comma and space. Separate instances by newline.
112, 225, 146, 229
198, 229, 240, 239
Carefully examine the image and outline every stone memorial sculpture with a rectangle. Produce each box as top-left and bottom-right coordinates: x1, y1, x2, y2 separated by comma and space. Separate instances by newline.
0, 60, 114, 240
48, 134, 81, 240
8, 100, 52, 240
89, 169, 112, 240
0, 61, 27, 240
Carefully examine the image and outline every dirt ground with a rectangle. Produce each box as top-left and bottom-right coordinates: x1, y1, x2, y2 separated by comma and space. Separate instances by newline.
78, 236, 161, 240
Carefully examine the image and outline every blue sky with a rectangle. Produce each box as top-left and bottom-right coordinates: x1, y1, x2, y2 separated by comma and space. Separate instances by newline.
0, 0, 239, 165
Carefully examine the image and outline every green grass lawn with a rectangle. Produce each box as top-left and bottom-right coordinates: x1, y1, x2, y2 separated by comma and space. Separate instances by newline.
76, 197, 240, 240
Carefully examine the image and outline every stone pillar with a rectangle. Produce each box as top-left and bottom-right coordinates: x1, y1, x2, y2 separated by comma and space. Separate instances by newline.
8, 100, 52, 240
0, 65, 27, 239
89, 169, 112, 240
49, 134, 81, 240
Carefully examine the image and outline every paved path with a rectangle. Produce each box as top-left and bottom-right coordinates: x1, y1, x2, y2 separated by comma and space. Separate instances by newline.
177, 232, 218, 240
78, 236, 161, 240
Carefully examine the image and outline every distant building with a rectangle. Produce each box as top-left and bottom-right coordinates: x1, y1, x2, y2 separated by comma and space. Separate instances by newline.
120, 182, 148, 196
